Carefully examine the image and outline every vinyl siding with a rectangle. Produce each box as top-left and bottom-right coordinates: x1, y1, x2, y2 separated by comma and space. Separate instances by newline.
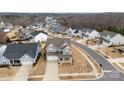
20, 54, 34, 65
0, 56, 10, 65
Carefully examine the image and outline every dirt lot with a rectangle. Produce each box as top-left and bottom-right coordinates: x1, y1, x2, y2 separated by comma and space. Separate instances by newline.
28, 45, 47, 81
100, 47, 124, 58
58, 46, 93, 74
86, 40, 96, 46
72, 37, 80, 41
28, 78, 43, 81
28, 56, 47, 80
0, 66, 19, 80
59, 75, 96, 80
119, 63, 124, 67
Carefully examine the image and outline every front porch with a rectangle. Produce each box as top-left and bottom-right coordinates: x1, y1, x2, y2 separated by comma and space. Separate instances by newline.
10, 59, 21, 66
58, 57, 72, 64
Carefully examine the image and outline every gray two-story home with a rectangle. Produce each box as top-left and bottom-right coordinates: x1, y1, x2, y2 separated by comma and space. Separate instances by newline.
46, 38, 72, 63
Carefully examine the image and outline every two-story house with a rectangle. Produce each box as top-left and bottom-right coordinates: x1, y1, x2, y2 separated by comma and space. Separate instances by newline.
27, 31, 48, 42
81, 28, 100, 40
46, 38, 72, 63
100, 30, 124, 46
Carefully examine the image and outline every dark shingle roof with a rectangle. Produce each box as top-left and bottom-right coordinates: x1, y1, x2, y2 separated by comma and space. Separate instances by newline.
100, 30, 118, 38
30, 31, 47, 37
73, 30, 79, 33
27, 36, 34, 40
30, 31, 41, 37
4, 43, 39, 59
82, 28, 93, 33
46, 38, 71, 47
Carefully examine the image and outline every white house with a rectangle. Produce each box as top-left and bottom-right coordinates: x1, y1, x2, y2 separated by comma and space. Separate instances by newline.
72, 29, 81, 37
32, 22, 44, 31
46, 38, 72, 63
3, 28, 11, 32
28, 31, 48, 42
0, 43, 40, 65
100, 30, 124, 46
0, 45, 10, 65
0, 21, 5, 28
45, 17, 53, 27
81, 28, 100, 39
66, 27, 76, 36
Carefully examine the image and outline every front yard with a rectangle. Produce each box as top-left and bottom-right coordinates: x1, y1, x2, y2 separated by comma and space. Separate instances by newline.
0, 66, 19, 80
59, 75, 96, 80
100, 47, 124, 58
86, 39, 97, 46
58, 45, 102, 80
58, 46, 93, 74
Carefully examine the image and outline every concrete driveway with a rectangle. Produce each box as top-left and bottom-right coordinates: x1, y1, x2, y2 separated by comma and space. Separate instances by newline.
43, 62, 59, 81
13, 65, 32, 81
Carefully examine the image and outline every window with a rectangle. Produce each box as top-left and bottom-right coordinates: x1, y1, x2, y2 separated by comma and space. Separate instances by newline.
64, 49, 70, 55
60, 58, 63, 61
10, 60, 13, 64
14, 60, 21, 64
65, 58, 69, 60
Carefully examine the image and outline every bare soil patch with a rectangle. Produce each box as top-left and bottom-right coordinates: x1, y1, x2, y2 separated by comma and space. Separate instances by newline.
0, 66, 19, 80
58, 46, 93, 74
100, 47, 124, 58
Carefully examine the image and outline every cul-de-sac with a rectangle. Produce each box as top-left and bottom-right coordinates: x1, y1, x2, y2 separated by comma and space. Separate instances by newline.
0, 13, 124, 81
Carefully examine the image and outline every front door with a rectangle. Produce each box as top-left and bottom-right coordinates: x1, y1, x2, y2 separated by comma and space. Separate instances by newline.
13, 60, 21, 66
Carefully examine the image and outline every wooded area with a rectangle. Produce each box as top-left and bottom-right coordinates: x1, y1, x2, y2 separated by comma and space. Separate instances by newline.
0, 13, 124, 35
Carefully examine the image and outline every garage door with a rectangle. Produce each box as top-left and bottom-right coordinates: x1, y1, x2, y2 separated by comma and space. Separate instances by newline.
47, 56, 59, 62
21, 59, 34, 65
102, 41, 110, 46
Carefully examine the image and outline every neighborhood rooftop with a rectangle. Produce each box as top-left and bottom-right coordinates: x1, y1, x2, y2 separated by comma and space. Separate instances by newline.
100, 30, 119, 38
46, 38, 71, 47
30, 31, 47, 36
82, 28, 93, 33
4, 43, 39, 59
30, 31, 42, 37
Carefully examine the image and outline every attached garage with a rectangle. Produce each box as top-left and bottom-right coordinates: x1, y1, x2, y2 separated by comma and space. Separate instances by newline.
102, 41, 110, 46
20, 54, 34, 65
46, 56, 59, 62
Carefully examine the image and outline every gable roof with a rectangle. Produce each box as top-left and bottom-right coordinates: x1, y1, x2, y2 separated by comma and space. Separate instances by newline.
4, 43, 39, 59
30, 31, 47, 37
82, 28, 93, 33
46, 38, 71, 47
73, 30, 80, 33
100, 30, 118, 38
30, 31, 41, 37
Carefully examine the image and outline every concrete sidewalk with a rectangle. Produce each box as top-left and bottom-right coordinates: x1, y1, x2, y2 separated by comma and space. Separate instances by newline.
43, 62, 59, 81
13, 65, 32, 81
108, 58, 124, 63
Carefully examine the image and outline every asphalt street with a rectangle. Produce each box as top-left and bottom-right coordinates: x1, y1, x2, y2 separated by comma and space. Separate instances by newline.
73, 41, 124, 81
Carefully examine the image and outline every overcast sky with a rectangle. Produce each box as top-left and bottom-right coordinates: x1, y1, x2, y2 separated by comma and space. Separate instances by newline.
0, 0, 124, 13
